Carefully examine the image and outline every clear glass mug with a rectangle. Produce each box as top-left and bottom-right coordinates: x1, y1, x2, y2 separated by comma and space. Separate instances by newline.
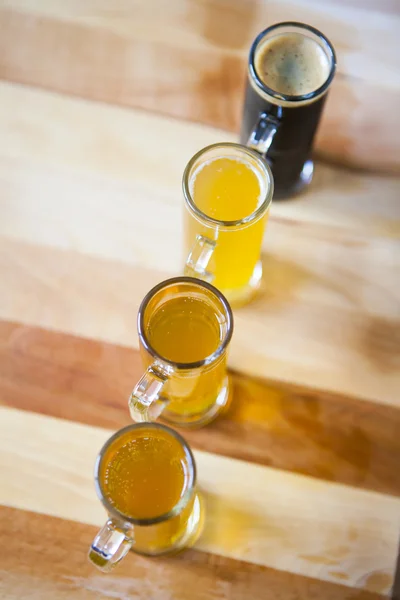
88, 423, 202, 572
240, 22, 336, 198
128, 276, 233, 428
183, 143, 274, 307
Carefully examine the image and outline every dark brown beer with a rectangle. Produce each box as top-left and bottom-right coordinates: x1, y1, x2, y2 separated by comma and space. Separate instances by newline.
241, 23, 336, 199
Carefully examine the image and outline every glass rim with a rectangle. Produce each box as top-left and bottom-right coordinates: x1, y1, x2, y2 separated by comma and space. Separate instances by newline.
248, 21, 337, 104
182, 142, 274, 228
94, 422, 197, 526
137, 276, 233, 370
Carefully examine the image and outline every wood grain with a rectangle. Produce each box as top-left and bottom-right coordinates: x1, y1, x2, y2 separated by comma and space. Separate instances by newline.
393, 548, 400, 600
1, 2, 399, 598
1, 233, 399, 408
0, 81, 399, 266
1, 407, 399, 594
0, 1, 399, 171
0, 506, 389, 600
0, 82, 399, 247
0, 85, 399, 408
1, 320, 400, 497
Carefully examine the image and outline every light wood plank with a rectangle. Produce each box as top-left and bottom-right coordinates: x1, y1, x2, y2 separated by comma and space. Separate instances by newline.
2, 321, 400, 496
2, 0, 398, 84
0, 83, 399, 406
0, 407, 399, 594
1, 507, 388, 600
0, 82, 399, 246
0, 2, 399, 171
1, 233, 399, 408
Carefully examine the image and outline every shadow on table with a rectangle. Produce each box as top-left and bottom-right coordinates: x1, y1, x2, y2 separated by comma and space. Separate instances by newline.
197, 490, 285, 556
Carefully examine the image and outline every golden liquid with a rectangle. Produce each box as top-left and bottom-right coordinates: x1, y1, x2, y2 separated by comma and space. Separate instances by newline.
147, 296, 221, 363
102, 429, 187, 519
142, 289, 229, 422
193, 157, 261, 220
186, 156, 268, 295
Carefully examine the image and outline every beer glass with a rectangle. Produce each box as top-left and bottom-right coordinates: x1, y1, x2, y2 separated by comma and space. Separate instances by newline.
241, 22, 336, 198
89, 423, 202, 571
183, 143, 273, 306
129, 277, 233, 427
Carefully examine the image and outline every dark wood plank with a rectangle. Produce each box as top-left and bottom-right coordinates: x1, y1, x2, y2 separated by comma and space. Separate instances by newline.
0, 506, 387, 600
1, 320, 399, 497
0, 4, 399, 173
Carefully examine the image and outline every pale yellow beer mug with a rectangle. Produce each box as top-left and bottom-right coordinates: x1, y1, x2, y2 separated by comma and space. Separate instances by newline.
89, 423, 202, 571
128, 276, 233, 427
183, 142, 274, 306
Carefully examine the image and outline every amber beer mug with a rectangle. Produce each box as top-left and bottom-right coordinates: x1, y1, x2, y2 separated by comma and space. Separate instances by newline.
89, 423, 201, 571
183, 143, 274, 306
241, 22, 336, 198
128, 277, 233, 427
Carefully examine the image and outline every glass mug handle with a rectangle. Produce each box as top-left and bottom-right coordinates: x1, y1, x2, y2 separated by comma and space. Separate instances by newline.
184, 234, 216, 283
129, 364, 170, 422
247, 112, 280, 157
89, 519, 134, 572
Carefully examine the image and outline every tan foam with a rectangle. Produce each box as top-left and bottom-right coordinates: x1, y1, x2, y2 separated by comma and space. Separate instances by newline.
255, 32, 330, 97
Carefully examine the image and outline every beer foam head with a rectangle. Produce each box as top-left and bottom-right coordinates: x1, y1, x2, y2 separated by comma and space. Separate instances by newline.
255, 32, 331, 97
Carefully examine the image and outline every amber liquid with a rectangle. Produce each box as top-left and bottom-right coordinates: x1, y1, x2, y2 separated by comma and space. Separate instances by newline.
100, 427, 196, 554
103, 430, 187, 519
143, 291, 228, 422
186, 156, 268, 298
147, 296, 221, 364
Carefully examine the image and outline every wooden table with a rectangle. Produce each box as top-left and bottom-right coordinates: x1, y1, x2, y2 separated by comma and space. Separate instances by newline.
1, 2, 399, 599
